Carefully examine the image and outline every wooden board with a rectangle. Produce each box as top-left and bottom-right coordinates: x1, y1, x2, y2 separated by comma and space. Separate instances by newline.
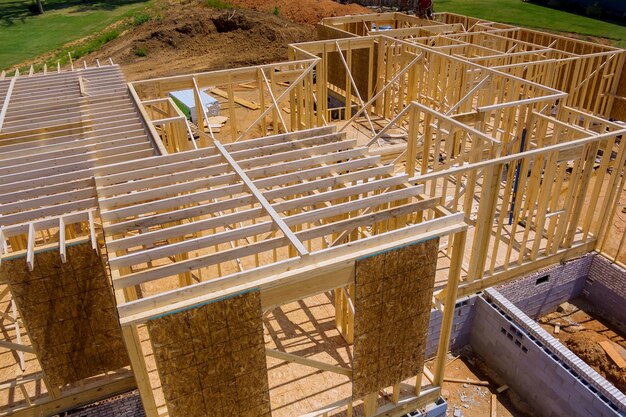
148, 290, 270, 417
599, 341, 626, 369
0, 243, 129, 387
352, 238, 439, 399
209, 87, 260, 110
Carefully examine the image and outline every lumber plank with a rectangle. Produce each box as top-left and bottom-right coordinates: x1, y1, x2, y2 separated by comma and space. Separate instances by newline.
599, 341, 626, 369
209, 87, 260, 110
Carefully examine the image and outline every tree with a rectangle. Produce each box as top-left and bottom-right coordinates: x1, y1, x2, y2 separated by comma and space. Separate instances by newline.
34, 0, 44, 14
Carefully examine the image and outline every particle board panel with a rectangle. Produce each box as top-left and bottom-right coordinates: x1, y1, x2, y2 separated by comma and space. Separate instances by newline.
0, 242, 129, 387
147, 291, 270, 417
352, 238, 439, 399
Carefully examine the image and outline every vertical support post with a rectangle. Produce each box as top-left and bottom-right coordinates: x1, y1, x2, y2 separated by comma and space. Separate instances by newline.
363, 392, 378, 417
258, 68, 267, 136
467, 163, 502, 282
193, 76, 204, 133
433, 230, 467, 386
406, 105, 418, 176
227, 73, 237, 142
122, 326, 159, 417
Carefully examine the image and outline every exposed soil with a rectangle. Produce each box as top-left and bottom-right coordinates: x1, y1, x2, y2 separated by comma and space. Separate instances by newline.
427, 348, 534, 417
228, 0, 368, 25
73, 0, 368, 80
539, 297, 626, 393
83, 5, 313, 80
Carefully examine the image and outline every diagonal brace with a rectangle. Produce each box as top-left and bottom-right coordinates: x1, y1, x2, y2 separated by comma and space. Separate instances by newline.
213, 140, 309, 256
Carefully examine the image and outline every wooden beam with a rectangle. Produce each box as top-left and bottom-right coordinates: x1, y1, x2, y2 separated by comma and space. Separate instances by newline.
0, 77, 16, 133
265, 348, 352, 376
5, 373, 136, 417
0, 340, 34, 354
118, 215, 466, 325
121, 326, 158, 417
213, 139, 309, 256
26, 223, 35, 271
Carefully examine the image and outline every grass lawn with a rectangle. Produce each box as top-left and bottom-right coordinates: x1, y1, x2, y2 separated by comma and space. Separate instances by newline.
0, 0, 152, 70
436, 0, 626, 48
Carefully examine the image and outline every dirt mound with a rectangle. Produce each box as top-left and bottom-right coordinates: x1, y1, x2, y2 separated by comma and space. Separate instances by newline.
228, 0, 369, 25
85, 6, 315, 80
565, 333, 626, 392
212, 13, 254, 33
540, 298, 626, 393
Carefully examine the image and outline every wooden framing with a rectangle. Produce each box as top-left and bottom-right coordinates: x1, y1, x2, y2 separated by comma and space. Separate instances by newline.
91, 120, 467, 416
129, 60, 320, 146
0, 11, 624, 417
321, 12, 625, 118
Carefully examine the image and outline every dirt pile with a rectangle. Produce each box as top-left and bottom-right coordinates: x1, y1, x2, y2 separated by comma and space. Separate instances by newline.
228, 0, 369, 25
86, 6, 314, 80
565, 333, 626, 392
539, 298, 626, 392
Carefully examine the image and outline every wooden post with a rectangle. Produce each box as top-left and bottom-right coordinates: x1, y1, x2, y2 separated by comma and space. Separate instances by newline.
433, 230, 467, 386
363, 392, 378, 417
122, 326, 158, 417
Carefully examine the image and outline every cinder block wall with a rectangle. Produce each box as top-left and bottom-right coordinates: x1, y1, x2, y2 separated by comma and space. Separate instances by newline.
584, 256, 626, 332
496, 253, 594, 319
470, 293, 624, 417
425, 296, 476, 358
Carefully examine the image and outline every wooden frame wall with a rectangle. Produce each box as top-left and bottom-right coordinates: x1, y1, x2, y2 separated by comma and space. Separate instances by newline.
395, 102, 626, 292
129, 60, 320, 147
289, 35, 565, 165
0, 215, 136, 416
321, 13, 626, 118
93, 121, 468, 417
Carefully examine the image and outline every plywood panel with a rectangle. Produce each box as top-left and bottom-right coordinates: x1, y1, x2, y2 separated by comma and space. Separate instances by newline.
148, 291, 270, 417
352, 238, 439, 399
0, 242, 129, 387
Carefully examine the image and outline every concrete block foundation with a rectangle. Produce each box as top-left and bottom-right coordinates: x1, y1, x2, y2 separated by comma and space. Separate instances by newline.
496, 253, 594, 319
473, 288, 626, 417
584, 255, 626, 333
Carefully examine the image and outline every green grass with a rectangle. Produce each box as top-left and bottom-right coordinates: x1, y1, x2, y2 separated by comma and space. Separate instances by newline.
134, 46, 147, 57
436, 0, 626, 48
0, 0, 153, 70
205, 0, 232, 10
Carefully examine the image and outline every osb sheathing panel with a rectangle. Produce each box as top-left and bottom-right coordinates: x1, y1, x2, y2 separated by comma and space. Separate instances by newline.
0, 243, 129, 387
148, 291, 270, 417
352, 238, 439, 399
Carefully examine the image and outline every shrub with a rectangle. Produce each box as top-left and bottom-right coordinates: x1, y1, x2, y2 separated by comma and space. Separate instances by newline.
273, 6, 280, 16
134, 47, 148, 57
206, 0, 233, 10
133, 12, 151, 26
